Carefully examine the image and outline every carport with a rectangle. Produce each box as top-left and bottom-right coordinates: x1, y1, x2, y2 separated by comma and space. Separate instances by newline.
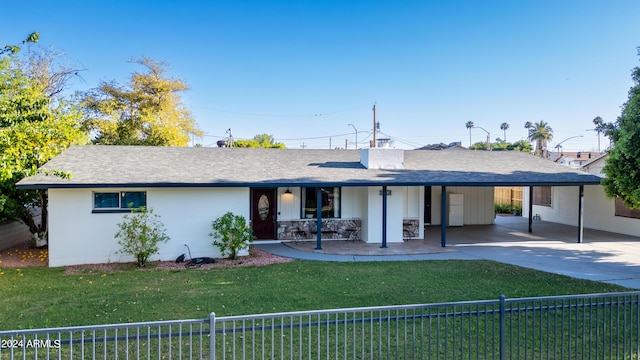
434, 184, 596, 247
361, 150, 602, 248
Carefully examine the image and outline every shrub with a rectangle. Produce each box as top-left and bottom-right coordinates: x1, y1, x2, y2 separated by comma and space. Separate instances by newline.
494, 203, 523, 216
210, 212, 255, 260
115, 207, 169, 267
494, 203, 512, 214
512, 205, 523, 216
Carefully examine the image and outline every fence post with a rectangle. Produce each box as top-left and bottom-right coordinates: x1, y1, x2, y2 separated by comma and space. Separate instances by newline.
210, 312, 216, 360
499, 295, 506, 360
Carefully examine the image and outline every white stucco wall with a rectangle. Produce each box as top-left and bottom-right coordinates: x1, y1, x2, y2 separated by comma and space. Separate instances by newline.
48, 187, 249, 267
341, 187, 366, 219
427, 186, 494, 226
523, 185, 640, 237
522, 186, 580, 226
365, 186, 404, 243
403, 186, 425, 239
276, 187, 300, 220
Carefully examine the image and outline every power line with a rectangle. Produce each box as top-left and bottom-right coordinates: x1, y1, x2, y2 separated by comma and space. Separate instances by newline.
377, 131, 423, 148
276, 132, 357, 141
192, 102, 374, 119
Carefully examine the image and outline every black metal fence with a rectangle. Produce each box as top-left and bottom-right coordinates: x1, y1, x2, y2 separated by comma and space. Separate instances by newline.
1, 291, 639, 359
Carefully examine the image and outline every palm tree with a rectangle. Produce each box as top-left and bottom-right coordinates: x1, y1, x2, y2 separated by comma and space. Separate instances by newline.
500, 122, 509, 141
524, 121, 533, 138
465, 121, 474, 147
524, 121, 533, 150
528, 120, 553, 157
592, 116, 606, 153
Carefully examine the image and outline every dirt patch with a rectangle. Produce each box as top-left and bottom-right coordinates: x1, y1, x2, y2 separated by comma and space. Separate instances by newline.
0, 243, 48, 268
63, 246, 293, 275
0, 244, 292, 274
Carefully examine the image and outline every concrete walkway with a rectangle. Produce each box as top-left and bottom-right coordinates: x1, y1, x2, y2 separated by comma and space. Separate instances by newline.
255, 217, 640, 289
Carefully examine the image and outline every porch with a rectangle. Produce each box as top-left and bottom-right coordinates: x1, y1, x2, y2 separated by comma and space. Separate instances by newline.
261, 216, 640, 256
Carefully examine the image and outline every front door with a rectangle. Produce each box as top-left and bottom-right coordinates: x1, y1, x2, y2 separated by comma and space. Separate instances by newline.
252, 188, 276, 240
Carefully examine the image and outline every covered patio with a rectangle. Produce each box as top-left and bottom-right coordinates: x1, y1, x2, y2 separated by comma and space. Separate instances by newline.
267, 216, 640, 256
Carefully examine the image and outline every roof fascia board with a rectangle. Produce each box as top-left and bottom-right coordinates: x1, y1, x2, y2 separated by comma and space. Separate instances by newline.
17, 180, 603, 190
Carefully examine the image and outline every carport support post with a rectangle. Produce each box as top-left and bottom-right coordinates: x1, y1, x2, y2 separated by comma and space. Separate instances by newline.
528, 186, 533, 233
381, 186, 388, 248
578, 185, 584, 243
315, 187, 322, 250
441, 186, 447, 247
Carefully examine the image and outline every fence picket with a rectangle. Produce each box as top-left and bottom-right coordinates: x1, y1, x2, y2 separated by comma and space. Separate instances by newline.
1, 291, 639, 359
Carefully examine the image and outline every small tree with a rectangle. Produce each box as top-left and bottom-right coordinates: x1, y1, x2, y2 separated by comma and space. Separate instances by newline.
210, 212, 255, 260
115, 207, 169, 267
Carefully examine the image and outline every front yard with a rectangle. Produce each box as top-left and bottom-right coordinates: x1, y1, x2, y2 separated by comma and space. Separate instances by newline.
0, 245, 629, 330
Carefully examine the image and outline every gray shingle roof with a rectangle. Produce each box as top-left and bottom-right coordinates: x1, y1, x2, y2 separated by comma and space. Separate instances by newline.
16, 145, 602, 189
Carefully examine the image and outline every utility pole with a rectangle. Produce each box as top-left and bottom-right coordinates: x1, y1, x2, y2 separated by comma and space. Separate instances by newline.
329, 137, 332, 149
372, 104, 377, 147
345, 139, 348, 149
301, 142, 307, 149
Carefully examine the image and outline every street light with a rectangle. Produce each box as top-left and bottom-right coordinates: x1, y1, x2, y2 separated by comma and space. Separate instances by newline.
473, 126, 491, 151
553, 135, 584, 151
348, 124, 358, 149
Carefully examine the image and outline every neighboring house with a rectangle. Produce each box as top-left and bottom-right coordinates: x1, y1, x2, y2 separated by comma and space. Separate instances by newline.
17, 146, 601, 267
415, 142, 466, 151
549, 151, 601, 169
581, 152, 608, 175
522, 153, 640, 237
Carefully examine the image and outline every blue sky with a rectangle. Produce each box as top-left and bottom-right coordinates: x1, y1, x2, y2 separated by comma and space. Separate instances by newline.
3, 1, 639, 150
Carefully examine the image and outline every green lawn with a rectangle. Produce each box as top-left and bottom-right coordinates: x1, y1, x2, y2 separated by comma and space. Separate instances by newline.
0, 260, 629, 330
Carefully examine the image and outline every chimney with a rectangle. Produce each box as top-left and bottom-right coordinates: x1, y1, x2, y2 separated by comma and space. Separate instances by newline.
377, 138, 391, 148
360, 148, 404, 169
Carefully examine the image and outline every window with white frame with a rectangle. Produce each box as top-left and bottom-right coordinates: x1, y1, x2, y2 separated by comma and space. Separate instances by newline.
93, 191, 146, 211
301, 187, 341, 219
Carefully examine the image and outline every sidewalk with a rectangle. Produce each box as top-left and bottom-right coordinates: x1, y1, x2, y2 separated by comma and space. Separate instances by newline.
255, 217, 640, 289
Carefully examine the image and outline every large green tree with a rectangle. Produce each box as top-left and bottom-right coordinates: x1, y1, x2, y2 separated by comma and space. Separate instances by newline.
469, 139, 531, 152
528, 120, 553, 157
0, 36, 87, 244
602, 48, 640, 209
82, 57, 202, 146
233, 134, 285, 148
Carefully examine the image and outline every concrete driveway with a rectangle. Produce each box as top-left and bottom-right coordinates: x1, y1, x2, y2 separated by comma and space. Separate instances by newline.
256, 216, 640, 289
441, 216, 640, 289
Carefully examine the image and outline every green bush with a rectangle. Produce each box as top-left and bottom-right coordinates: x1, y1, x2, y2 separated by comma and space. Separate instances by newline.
115, 207, 169, 267
494, 203, 523, 216
494, 203, 511, 214
512, 205, 523, 216
210, 212, 255, 260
